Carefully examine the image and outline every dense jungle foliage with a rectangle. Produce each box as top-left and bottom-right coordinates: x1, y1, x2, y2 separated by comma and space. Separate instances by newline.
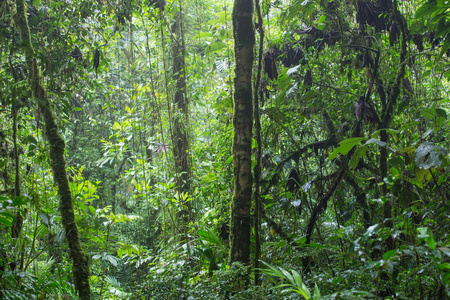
0, 0, 449, 298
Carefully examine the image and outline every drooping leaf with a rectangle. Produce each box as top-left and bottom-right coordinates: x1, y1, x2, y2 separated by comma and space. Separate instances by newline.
206, 41, 227, 54
13, 195, 30, 206
418, 227, 436, 250
329, 137, 365, 159
383, 249, 397, 261
364, 138, 386, 147
415, 142, 448, 169
0, 212, 15, 226
349, 145, 369, 169
197, 229, 222, 246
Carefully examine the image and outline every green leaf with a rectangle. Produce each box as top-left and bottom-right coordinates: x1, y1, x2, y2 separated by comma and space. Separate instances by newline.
417, 227, 435, 250
364, 138, 386, 147
215, 11, 227, 23
423, 70, 431, 78
13, 195, 30, 206
40, 212, 49, 226
206, 41, 226, 54
383, 249, 397, 261
438, 263, 450, 271
313, 283, 321, 299
317, 15, 326, 30
252, 138, 258, 149
107, 255, 118, 267
291, 269, 303, 287
349, 146, 369, 169
0, 212, 15, 226
415, 142, 448, 169
280, 267, 294, 282
197, 229, 222, 246
23, 135, 38, 145
193, 32, 214, 39
362, 224, 379, 241
329, 137, 365, 159
286, 65, 300, 76
415, 1, 438, 19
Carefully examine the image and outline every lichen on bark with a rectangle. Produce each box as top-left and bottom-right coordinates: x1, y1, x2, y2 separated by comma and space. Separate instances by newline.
229, 0, 254, 267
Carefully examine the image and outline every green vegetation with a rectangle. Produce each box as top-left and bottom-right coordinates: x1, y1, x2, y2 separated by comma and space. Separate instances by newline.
0, 0, 449, 299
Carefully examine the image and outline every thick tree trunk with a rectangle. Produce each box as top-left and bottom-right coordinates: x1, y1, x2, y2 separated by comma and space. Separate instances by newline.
230, 0, 254, 265
13, 0, 91, 298
170, 9, 191, 230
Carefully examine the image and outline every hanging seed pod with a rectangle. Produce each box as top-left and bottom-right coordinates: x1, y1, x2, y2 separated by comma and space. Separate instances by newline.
327, 0, 339, 11
362, 49, 371, 68
264, 49, 278, 81
378, 0, 393, 10
427, 32, 441, 48
355, 96, 379, 124
287, 168, 301, 193
117, 12, 126, 25
159, 0, 167, 11
357, 1, 376, 28
389, 22, 399, 46
93, 49, 100, 76
71, 47, 83, 62
413, 34, 424, 52
356, 1, 367, 28
303, 69, 312, 87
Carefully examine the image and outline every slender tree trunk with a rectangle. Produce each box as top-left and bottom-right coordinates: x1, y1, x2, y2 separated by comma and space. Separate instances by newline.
253, 0, 264, 285
379, 0, 408, 251
13, 0, 91, 298
10, 65, 23, 240
230, 0, 254, 265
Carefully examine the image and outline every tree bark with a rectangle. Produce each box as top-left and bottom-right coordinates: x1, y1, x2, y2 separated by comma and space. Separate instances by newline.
13, 0, 91, 298
379, 0, 408, 251
170, 7, 191, 228
253, 0, 264, 285
229, 0, 254, 265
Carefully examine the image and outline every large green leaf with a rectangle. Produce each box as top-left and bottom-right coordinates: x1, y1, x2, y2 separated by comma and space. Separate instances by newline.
13, 195, 31, 206
418, 227, 436, 250
415, 142, 448, 169
329, 137, 365, 159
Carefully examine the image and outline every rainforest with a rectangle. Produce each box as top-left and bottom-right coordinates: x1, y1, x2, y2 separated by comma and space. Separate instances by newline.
0, 0, 449, 299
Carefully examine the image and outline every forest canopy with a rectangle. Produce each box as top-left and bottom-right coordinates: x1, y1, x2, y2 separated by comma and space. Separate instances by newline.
0, 0, 449, 299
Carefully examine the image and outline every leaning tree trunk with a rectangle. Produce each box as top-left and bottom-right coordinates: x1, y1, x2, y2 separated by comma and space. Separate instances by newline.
229, 0, 254, 265
13, 0, 91, 298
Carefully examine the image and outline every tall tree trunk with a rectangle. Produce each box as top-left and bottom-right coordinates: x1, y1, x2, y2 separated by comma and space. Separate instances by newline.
13, 0, 91, 298
10, 64, 23, 241
379, 0, 408, 251
253, 0, 264, 285
171, 7, 191, 226
230, 0, 254, 265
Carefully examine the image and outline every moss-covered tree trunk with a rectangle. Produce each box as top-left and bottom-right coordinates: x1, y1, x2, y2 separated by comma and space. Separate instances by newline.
170, 9, 191, 226
378, 0, 407, 251
13, 0, 91, 298
229, 0, 254, 265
